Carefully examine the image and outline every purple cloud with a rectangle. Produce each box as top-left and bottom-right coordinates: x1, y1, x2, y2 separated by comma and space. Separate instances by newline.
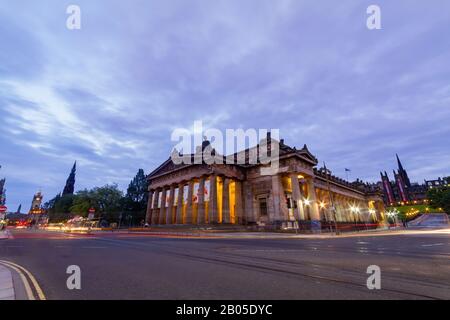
1, 0, 449, 210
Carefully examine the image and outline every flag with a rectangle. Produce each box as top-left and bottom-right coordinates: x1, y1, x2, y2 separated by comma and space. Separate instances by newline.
345, 168, 351, 172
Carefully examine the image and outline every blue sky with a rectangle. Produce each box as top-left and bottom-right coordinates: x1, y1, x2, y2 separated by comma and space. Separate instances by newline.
1, 0, 449, 212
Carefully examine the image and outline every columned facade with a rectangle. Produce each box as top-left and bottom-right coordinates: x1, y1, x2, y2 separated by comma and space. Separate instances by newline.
147, 173, 244, 226
145, 138, 386, 230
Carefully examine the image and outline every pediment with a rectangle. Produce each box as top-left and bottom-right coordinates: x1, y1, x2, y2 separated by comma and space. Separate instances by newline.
147, 158, 187, 179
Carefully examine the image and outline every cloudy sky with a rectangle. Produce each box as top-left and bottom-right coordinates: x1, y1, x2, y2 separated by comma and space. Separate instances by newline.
1, 0, 449, 211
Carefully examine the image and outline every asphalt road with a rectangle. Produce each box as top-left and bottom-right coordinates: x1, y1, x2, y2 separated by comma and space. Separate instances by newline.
1, 229, 449, 300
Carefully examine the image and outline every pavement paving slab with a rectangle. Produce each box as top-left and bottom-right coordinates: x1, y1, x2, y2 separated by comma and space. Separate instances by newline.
0, 265, 14, 300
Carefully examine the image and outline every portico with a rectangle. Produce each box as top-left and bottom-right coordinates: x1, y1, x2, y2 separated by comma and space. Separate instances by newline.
145, 136, 386, 231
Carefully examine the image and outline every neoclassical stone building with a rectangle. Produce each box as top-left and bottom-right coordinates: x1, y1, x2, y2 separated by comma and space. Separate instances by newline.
145, 135, 385, 231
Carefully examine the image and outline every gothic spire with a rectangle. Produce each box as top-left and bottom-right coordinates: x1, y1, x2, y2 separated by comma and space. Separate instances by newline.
396, 154, 404, 172
395, 154, 411, 188
62, 161, 76, 196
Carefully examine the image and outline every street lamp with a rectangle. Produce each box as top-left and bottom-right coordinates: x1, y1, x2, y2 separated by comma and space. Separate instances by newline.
322, 163, 339, 235
350, 205, 361, 231
386, 208, 399, 228
368, 208, 376, 228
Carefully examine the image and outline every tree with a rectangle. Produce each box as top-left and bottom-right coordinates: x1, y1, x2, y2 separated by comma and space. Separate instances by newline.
45, 193, 76, 222
122, 169, 149, 225
43, 169, 149, 226
92, 184, 123, 213
70, 189, 94, 216
43, 194, 60, 212
65, 184, 123, 221
427, 187, 450, 214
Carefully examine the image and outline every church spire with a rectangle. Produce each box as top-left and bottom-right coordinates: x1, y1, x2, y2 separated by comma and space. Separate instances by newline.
62, 161, 76, 196
395, 154, 411, 188
396, 154, 404, 172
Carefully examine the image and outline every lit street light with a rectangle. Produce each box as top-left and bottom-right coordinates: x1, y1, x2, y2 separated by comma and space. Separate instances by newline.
322, 163, 339, 235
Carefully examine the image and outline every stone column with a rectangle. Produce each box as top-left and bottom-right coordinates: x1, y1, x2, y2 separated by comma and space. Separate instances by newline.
145, 190, 154, 225
209, 175, 218, 224
176, 183, 184, 224
166, 185, 175, 225
159, 188, 167, 224
222, 178, 231, 223
290, 174, 305, 220
152, 189, 160, 225
197, 177, 206, 224
243, 181, 255, 223
186, 181, 194, 224
269, 175, 289, 221
269, 175, 281, 221
235, 180, 244, 224
307, 178, 321, 232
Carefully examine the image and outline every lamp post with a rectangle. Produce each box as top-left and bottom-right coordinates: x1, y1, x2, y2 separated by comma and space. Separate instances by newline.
386, 208, 399, 228
350, 205, 365, 231
0, 165, 4, 206
368, 208, 376, 230
323, 163, 339, 235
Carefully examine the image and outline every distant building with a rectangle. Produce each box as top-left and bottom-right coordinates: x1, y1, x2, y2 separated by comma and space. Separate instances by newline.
425, 177, 450, 189
29, 191, 44, 214
380, 155, 444, 206
28, 191, 47, 225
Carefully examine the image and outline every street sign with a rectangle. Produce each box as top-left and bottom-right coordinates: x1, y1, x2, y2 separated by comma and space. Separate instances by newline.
0, 205, 7, 213
88, 208, 96, 220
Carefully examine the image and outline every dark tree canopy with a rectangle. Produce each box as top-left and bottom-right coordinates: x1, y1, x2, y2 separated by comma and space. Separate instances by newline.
427, 187, 450, 214
122, 169, 149, 224
44, 168, 149, 225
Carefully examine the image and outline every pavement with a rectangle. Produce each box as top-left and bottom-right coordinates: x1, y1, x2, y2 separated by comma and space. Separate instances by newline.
408, 213, 450, 228
0, 230, 10, 240
0, 264, 14, 300
0, 227, 449, 299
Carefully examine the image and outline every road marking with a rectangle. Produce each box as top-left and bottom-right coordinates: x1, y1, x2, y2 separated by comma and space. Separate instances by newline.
421, 243, 444, 247
0, 260, 46, 300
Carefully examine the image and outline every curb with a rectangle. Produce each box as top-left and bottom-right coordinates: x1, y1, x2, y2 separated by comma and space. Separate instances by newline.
0, 260, 46, 300
0, 265, 14, 300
